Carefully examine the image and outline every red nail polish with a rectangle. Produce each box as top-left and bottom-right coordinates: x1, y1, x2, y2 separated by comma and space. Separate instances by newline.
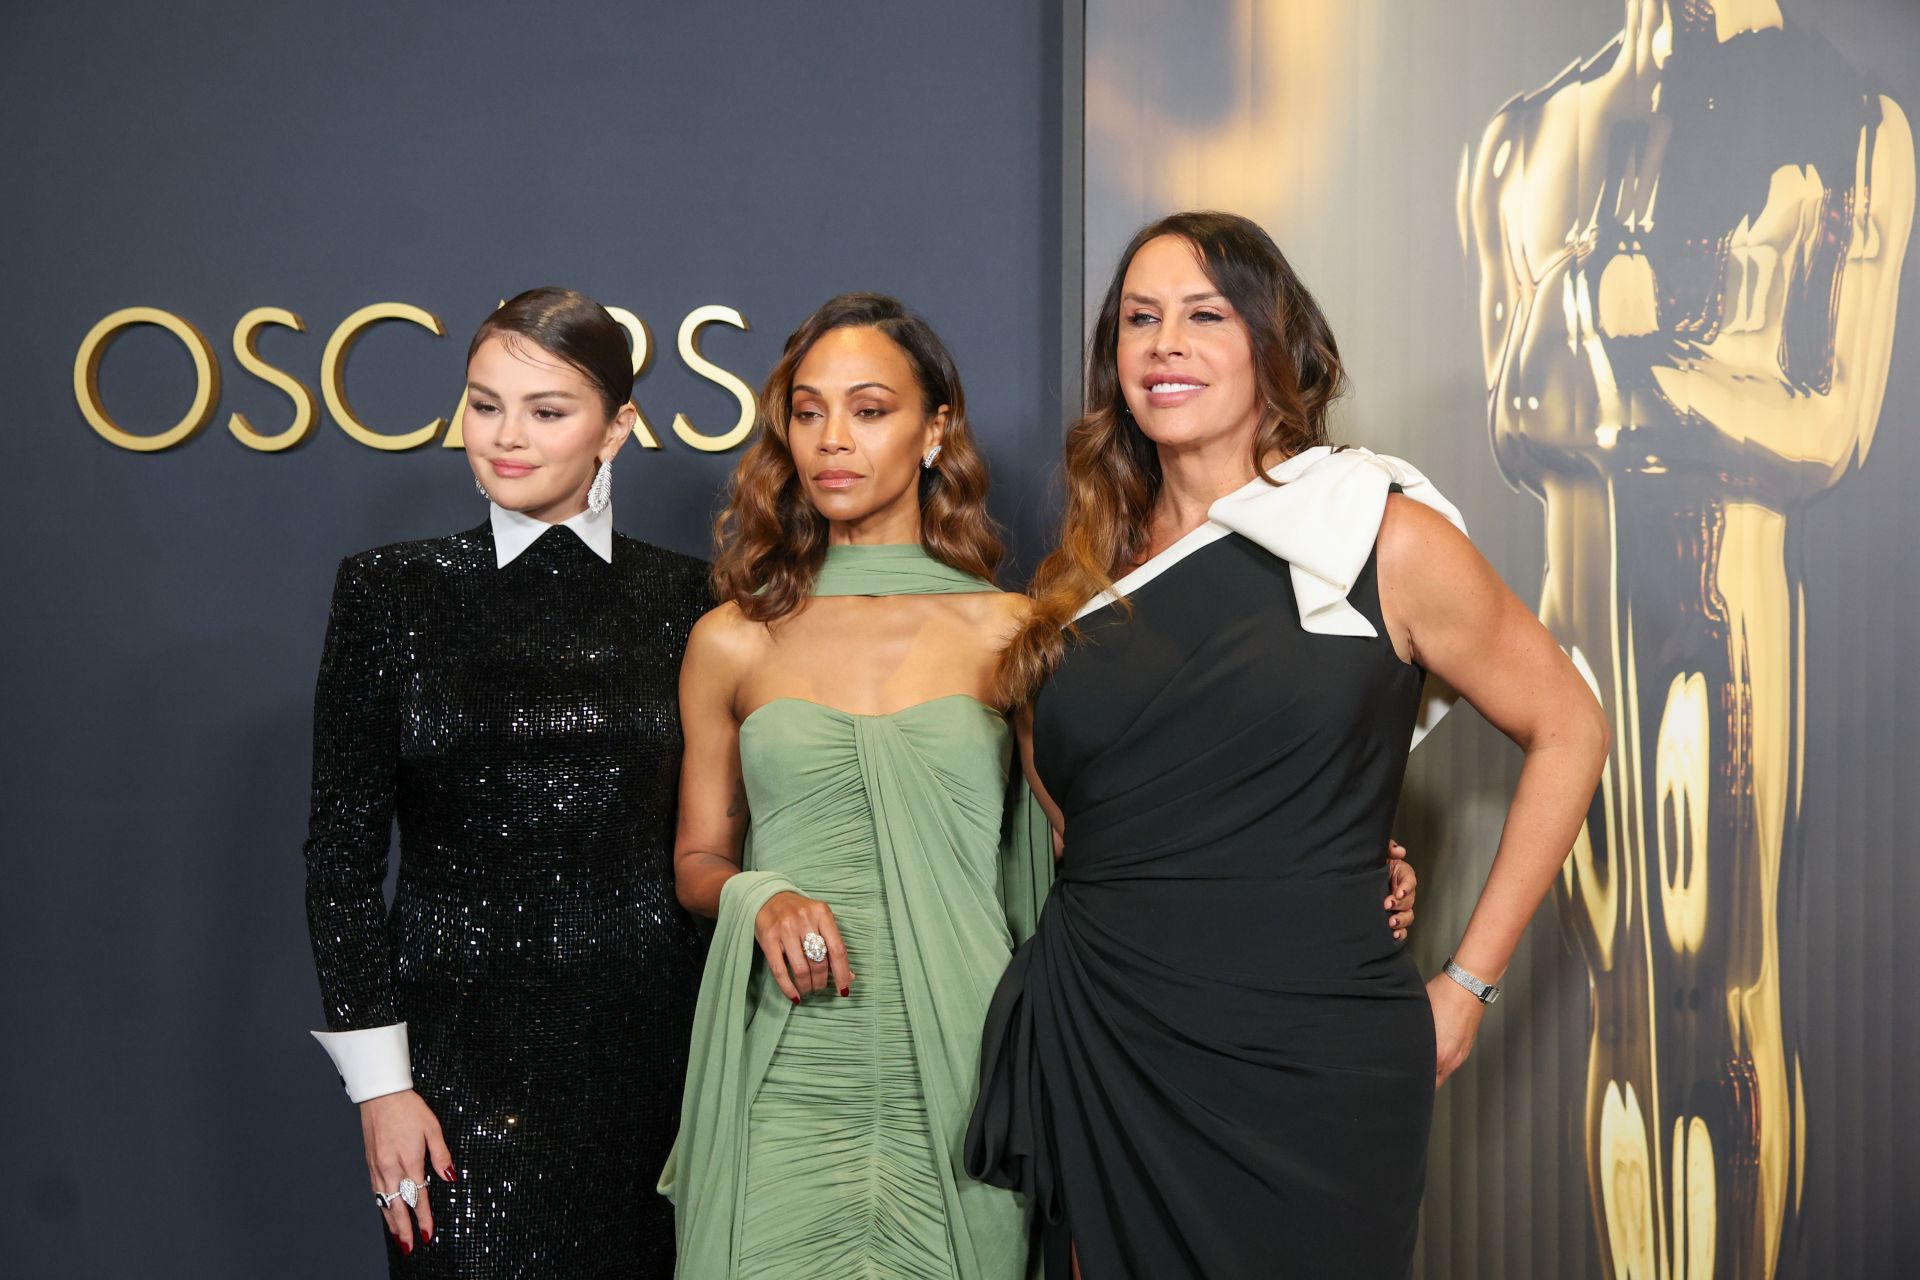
839, 987, 850, 997
790, 996, 800, 1006
401, 1238, 413, 1256
442, 1166, 457, 1183
423, 1226, 433, 1243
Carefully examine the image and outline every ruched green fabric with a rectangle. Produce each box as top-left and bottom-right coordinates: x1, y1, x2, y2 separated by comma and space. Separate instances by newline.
660, 545, 1052, 1279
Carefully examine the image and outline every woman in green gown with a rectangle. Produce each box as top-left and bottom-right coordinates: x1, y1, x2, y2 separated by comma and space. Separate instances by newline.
659, 292, 1417, 1277
659, 293, 1048, 1280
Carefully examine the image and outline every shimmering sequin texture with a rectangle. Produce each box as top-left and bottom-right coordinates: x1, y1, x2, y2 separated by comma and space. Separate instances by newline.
304, 522, 710, 1278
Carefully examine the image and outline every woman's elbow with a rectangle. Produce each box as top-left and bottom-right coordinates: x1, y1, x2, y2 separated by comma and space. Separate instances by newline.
1524, 679, 1610, 771
1574, 684, 1611, 771
672, 849, 725, 917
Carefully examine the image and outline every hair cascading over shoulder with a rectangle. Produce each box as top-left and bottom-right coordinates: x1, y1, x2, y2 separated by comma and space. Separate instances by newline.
711, 292, 1002, 622
997, 210, 1349, 704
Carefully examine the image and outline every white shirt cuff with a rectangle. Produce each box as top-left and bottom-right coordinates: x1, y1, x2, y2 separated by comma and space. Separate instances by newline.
311, 1023, 414, 1103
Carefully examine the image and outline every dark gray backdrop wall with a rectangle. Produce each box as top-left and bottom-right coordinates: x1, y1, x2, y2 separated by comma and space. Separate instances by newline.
0, 3, 1063, 1275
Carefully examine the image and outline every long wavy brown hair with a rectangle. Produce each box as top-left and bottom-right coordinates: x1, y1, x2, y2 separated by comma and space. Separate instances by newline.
999, 211, 1348, 703
712, 292, 1002, 621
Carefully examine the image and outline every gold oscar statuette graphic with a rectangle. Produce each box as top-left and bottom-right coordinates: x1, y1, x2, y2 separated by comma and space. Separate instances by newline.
1464, 2, 1913, 1276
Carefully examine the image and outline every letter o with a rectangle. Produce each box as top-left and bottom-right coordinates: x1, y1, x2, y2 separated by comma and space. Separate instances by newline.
73, 307, 221, 452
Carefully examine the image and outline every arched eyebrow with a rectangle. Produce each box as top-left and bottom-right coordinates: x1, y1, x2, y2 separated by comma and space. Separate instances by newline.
467, 381, 581, 401
1123, 291, 1227, 306
792, 381, 897, 395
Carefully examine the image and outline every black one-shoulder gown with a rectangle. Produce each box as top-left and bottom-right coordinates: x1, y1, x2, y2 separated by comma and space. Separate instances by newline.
968, 531, 1435, 1279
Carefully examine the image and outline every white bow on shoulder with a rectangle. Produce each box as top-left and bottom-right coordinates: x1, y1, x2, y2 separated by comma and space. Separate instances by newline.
1211, 447, 1466, 747
1081, 446, 1469, 749
1209, 446, 1465, 637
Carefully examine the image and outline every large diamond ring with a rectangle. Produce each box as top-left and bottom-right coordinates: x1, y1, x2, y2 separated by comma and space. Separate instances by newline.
802, 932, 828, 965
398, 1177, 423, 1210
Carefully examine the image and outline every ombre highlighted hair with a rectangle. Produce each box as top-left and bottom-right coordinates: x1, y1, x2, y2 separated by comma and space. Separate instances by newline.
711, 292, 1002, 621
998, 211, 1347, 703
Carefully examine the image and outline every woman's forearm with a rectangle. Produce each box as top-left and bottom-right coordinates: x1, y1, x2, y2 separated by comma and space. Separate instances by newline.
1449, 719, 1608, 984
675, 849, 744, 918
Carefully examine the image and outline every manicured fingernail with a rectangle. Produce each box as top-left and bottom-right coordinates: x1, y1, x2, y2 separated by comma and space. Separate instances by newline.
839, 987, 850, 997
442, 1166, 457, 1182
790, 996, 800, 1006
401, 1238, 413, 1256
423, 1226, 433, 1243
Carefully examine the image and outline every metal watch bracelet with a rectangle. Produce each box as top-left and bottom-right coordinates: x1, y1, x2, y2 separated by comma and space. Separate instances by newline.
1443, 957, 1501, 1005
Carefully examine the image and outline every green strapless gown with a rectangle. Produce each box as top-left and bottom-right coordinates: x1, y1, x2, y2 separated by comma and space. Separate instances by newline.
660, 545, 1052, 1280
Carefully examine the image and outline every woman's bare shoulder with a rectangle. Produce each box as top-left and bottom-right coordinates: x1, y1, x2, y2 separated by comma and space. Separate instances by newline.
1377, 493, 1482, 591
687, 600, 768, 666
946, 589, 1033, 634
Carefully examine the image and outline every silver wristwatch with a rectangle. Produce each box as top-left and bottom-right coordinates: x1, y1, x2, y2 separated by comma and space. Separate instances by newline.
1443, 957, 1501, 1005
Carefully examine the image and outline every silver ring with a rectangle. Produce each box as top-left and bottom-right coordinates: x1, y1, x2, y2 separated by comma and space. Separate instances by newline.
374, 1191, 397, 1210
398, 1177, 422, 1209
801, 932, 828, 965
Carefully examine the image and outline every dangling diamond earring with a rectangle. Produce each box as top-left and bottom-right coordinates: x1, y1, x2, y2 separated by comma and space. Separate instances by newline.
475, 477, 490, 500
587, 458, 613, 514
921, 444, 942, 471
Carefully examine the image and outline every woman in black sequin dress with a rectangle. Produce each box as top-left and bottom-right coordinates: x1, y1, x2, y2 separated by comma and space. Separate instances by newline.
303, 289, 710, 1277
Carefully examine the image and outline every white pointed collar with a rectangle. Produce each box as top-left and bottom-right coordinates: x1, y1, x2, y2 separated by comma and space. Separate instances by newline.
488, 501, 614, 568
1079, 446, 1469, 748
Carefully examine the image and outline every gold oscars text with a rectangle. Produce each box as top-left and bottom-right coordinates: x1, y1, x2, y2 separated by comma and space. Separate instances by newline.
73, 302, 757, 454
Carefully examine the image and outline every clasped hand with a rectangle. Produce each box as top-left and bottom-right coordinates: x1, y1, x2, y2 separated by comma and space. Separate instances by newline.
755, 890, 855, 1003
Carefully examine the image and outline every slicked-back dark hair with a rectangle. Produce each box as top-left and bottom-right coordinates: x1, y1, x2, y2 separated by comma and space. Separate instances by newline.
467, 287, 632, 417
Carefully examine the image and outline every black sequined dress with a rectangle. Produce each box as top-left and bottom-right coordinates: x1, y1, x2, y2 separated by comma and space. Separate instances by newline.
304, 521, 709, 1278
